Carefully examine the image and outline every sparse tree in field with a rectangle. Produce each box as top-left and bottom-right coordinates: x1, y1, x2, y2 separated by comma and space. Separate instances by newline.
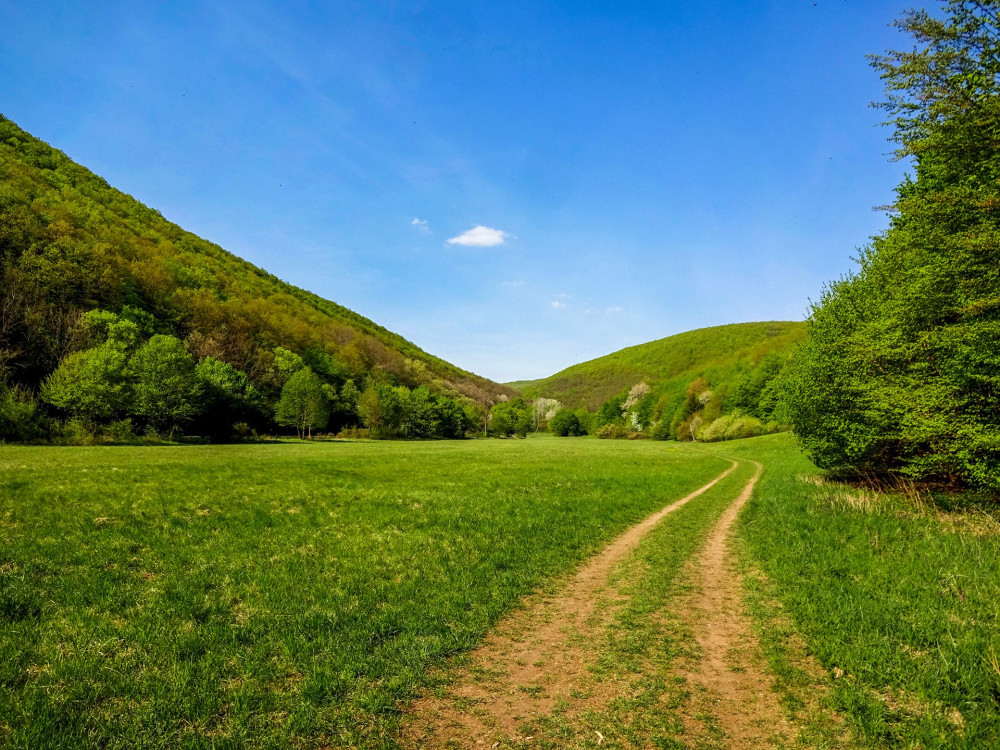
131, 335, 203, 437
275, 367, 329, 439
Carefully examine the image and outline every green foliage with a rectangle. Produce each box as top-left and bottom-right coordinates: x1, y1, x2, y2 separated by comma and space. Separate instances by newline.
357, 381, 402, 437
195, 357, 261, 439
40, 343, 132, 424
548, 409, 586, 436
272, 346, 306, 384
0, 382, 45, 441
130, 335, 203, 436
274, 367, 329, 438
490, 398, 534, 438
790, 1, 1000, 491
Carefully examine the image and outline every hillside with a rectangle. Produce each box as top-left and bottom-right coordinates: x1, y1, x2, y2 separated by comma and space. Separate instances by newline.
515, 321, 806, 411
0, 115, 511, 405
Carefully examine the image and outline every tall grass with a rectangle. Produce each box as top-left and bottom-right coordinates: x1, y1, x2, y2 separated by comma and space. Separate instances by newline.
721, 434, 1000, 748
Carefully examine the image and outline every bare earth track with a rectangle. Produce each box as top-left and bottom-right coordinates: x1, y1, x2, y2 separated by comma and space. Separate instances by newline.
403, 459, 793, 748
673, 461, 794, 748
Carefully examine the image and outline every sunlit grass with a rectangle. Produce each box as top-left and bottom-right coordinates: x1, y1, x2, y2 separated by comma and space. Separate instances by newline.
0, 437, 728, 749
724, 434, 1000, 748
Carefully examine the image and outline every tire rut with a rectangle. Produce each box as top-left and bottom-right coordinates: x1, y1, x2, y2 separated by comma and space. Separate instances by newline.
400, 461, 738, 748
674, 460, 795, 748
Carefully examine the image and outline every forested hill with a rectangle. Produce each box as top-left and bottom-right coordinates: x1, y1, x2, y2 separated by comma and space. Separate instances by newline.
513, 321, 806, 410
0, 115, 511, 404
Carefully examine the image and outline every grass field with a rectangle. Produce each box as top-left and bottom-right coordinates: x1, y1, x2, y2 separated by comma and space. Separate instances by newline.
2, 434, 998, 749
724, 434, 1000, 749
0, 437, 728, 749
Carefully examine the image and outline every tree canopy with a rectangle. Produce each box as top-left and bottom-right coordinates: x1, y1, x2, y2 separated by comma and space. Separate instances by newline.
788, 0, 1000, 491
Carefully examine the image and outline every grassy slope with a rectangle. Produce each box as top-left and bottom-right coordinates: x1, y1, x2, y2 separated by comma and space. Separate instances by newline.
513, 321, 806, 410
0, 438, 728, 749
0, 115, 509, 400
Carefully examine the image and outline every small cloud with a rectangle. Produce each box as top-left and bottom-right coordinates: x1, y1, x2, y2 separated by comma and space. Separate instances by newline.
551, 300, 567, 309
555, 292, 571, 299
447, 225, 510, 247
503, 279, 525, 288
411, 217, 430, 235
605, 306, 623, 314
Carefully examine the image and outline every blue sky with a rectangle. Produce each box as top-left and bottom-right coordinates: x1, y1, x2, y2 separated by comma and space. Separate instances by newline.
2, 0, 915, 382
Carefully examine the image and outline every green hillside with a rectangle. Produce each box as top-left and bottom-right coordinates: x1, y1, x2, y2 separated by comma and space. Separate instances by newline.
0, 115, 510, 406
516, 321, 806, 411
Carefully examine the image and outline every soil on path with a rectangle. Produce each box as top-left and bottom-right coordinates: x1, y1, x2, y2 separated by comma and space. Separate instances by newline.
673, 461, 795, 748
401, 461, 738, 748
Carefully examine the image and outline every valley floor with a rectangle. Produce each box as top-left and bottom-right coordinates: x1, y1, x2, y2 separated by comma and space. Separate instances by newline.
0, 435, 996, 748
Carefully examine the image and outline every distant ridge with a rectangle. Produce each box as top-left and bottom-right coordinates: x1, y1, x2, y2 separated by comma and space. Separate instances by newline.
511, 321, 806, 410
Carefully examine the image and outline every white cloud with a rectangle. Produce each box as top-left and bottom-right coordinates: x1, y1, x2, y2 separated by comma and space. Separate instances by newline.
411, 217, 430, 235
551, 300, 567, 309
503, 279, 525, 288
446, 225, 509, 247
606, 306, 623, 314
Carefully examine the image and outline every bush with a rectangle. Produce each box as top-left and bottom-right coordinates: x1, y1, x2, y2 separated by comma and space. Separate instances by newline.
0, 383, 46, 442
724, 415, 764, 440
698, 415, 735, 443
595, 423, 628, 439
549, 409, 586, 437
651, 420, 672, 441
105, 418, 135, 442
336, 426, 372, 440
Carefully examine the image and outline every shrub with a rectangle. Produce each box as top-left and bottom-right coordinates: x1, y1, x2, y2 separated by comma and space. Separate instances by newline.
723, 415, 764, 440
549, 409, 586, 436
595, 423, 628, 439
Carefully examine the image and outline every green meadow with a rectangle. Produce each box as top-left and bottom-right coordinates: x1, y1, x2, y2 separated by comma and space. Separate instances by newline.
2, 435, 999, 749
0, 437, 728, 749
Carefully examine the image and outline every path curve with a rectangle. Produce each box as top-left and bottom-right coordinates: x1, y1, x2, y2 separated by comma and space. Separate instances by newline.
402, 460, 739, 747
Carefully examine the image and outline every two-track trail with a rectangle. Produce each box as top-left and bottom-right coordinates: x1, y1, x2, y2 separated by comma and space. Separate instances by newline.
673, 460, 793, 748
401, 457, 794, 748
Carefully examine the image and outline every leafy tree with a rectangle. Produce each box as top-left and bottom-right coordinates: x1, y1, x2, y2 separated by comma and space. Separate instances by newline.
790, 0, 1000, 490
549, 409, 586, 436
596, 391, 628, 427
405, 386, 439, 438
357, 381, 404, 438
274, 367, 329, 438
40, 343, 132, 425
130, 335, 203, 437
490, 398, 533, 438
272, 347, 306, 384
195, 356, 261, 439
436, 395, 471, 438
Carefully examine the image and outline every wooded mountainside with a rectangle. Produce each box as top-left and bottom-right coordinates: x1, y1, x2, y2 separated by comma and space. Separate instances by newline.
0, 116, 513, 439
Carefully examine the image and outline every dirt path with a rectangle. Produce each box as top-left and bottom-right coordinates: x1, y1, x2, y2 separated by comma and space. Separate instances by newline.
401, 461, 738, 748
674, 460, 794, 748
